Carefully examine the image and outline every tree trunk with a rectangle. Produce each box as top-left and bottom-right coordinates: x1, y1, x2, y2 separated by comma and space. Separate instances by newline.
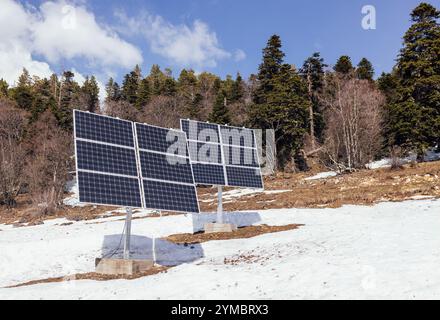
307, 65, 315, 149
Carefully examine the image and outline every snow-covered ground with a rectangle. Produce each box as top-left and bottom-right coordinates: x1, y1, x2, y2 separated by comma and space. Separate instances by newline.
1, 198, 440, 299
305, 171, 338, 181
200, 188, 291, 203
367, 149, 440, 169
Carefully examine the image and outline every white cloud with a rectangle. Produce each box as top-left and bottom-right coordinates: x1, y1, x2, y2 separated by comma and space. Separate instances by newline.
0, 0, 52, 84
32, 1, 142, 68
116, 11, 235, 69
0, 0, 142, 86
234, 49, 246, 62
0, 42, 53, 84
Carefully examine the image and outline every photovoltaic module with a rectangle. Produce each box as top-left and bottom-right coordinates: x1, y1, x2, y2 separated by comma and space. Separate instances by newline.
73, 110, 199, 213
180, 119, 263, 189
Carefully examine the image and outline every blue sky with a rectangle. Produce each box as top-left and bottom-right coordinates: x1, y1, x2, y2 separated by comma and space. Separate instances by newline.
2, 0, 436, 90
86, 0, 429, 78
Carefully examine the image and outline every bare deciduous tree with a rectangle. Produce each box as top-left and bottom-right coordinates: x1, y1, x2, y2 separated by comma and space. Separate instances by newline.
319, 75, 385, 171
0, 99, 27, 206
141, 95, 183, 129
25, 111, 73, 215
104, 100, 141, 122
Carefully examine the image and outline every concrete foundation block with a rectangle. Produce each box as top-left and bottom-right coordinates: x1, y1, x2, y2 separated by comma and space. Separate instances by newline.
204, 222, 238, 234
95, 258, 154, 275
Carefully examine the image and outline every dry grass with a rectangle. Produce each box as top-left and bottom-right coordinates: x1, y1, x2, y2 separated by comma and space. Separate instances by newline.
0, 194, 118, 225
198, 161, 440, 211
2, 161, 440, 225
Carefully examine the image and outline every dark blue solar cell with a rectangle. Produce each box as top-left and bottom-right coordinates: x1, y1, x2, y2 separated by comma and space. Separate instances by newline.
225, 166, 263, 189
136, 123, 188, 156
78, 171, 142, 207
181, 119, 220, 143
74, 110, 134, 147
220, 125, 255, 147
139, 151, 194, 184
142, 179, 199, 213
222, 145, 259, 168
188, 141, 222, 164
76, 140, 138, 176
192, 163, 225, 186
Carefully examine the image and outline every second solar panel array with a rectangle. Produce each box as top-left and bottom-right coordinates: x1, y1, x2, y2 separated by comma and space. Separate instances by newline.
180, 119, 263, 189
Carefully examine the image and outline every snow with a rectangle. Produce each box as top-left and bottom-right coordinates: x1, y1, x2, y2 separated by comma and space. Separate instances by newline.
305, 171, 338, 181
366, 150, 440, 169
201, 188, 291, 203
1, 198, 440, 299
63, 178, 85, 207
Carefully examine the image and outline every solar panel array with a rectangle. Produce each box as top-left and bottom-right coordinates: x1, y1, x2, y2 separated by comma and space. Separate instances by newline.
180, 119, 264, 189
74, 110, 199, 213
135, 123, 199, 213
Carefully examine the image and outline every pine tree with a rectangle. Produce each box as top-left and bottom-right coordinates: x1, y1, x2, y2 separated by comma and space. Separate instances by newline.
0, 79, 9, 98
212, 77, 222, 94
105, 77, 121, 103
208, 90, 230, 124
334, 55, 354, 74
31, 78, 57, 122
148, 65, 166, 96
300, 52, 327, 146
377, 71, 400, 148
356, 58, 374, 80
251, 35, 309, 169
389, 2, 440, 154
57, 71, 77, 130
121, 66, 141, 104
136, 78, 151, 110
230, 73, 244, 102
222, 74, 235, 102
178, 69, 200, 118
162, 69, 177, 96
13, 68, 33, 110
82, 76, 99, 113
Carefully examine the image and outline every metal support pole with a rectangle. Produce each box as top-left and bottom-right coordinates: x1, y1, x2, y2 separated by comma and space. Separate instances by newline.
123, 207, 133, 260
152, 237, 156, 264
217, 185, 223, 224
152, 211, 161, 265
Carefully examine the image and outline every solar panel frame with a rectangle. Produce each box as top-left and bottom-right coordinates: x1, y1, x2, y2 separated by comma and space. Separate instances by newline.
180, 119, 264, 190
135, 122, 189, 156
134, 122, 200, 214
73, 110, 143, 208
187, 141, 222, 164
142, 179, 199, 214
219, 124, 256, 148
74, 112, 201, 212
74, 110, 135, 147
138, 150, 195, 184
222, 144, 259, 168
76, 140, 139, 176
191, 162, 226, 186
77, 170, 143, 208
224, 166, 263, 189
181, 119, 220, 143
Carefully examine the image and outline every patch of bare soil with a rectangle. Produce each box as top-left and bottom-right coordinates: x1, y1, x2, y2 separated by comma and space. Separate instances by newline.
6, 266, 170, 288
224, 253, 269, 265
165, 224, 303, 244
198, 161, 440, 211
